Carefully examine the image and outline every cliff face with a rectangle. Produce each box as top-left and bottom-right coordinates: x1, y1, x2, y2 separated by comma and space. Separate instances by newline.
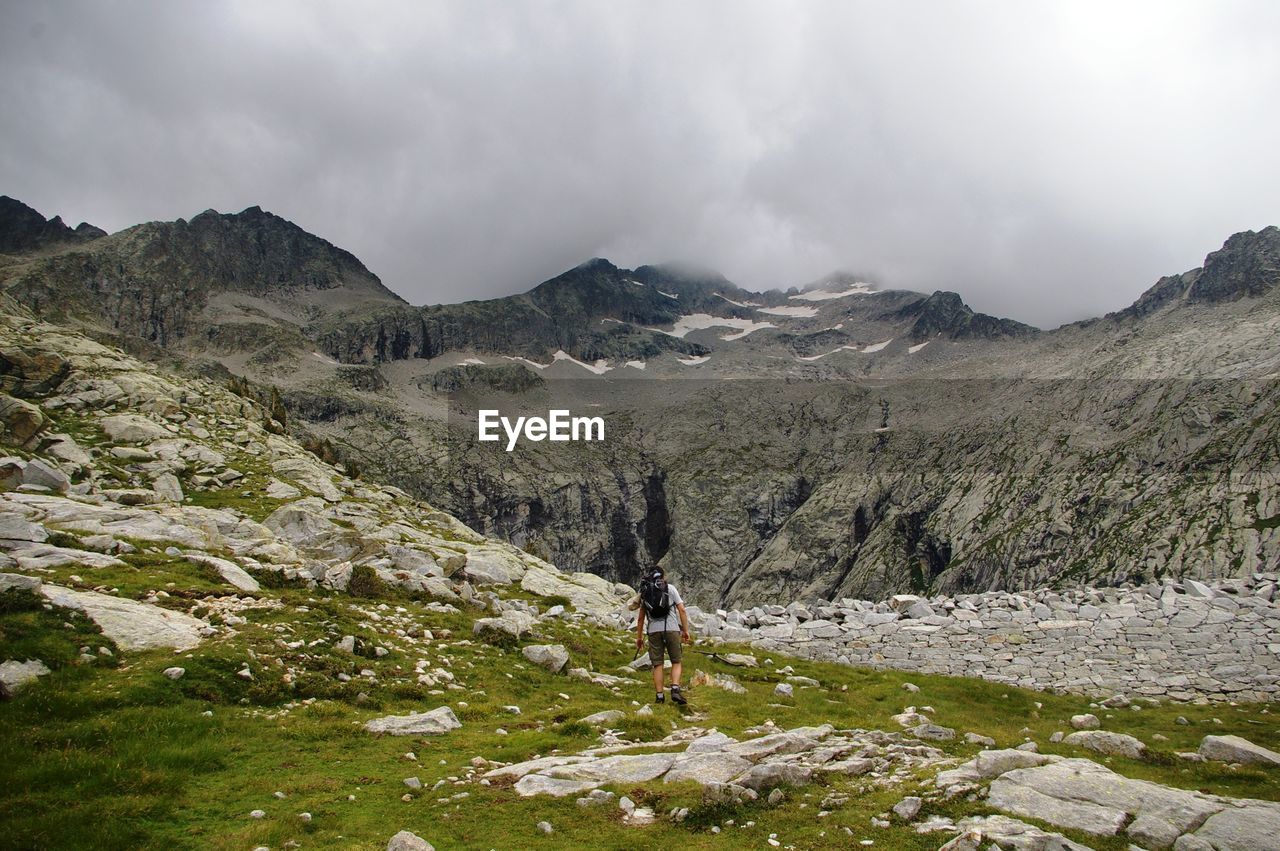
0, 195, 104, 254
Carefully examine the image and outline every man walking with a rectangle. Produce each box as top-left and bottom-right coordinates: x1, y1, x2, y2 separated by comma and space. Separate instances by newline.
634, 567, 691, 705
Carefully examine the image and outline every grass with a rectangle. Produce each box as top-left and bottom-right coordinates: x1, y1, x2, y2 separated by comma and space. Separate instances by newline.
1, 574, 1277, 850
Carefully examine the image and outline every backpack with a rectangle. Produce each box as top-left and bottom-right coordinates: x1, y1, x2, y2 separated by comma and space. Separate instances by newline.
640, 574, 670, 620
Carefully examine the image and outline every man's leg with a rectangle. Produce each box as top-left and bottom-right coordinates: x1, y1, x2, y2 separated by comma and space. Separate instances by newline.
667, 632, 687, 704
651, 663, 664, 695
670, 661, 682, 688
648, 632, 665, 700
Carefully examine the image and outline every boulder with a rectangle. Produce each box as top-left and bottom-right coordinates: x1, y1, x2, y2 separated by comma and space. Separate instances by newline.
0, 658, 51, 698
1070, 713, 1100, 730
386, 831, 434, 851
732, 761, 813, 792
0, 347, 70, 396
513, 775, 598, 797
185, 553, 261, 593
0, 395, 46, 444
522, 643, 569, 673
473, 610, 536, 640
580, 709, 626, 727
912, 723, 956, 741
0, 572, 42, 593
542, 753, 676, 785
1192, 800, 1280, 851
1064, 730, 1146, 760
100, 414, 171, 444
664, 752, 753, 785
1198, 734, 1280, 767
461, 548, 525, 585
364, 706, 461, 736
0, 514, 48, 543
151, 472, 184, 503
942, 815, 1094, 851
40, 584, 205, 651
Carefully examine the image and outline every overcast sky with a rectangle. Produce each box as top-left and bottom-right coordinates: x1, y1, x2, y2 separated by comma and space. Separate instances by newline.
2, 2, 1277, 327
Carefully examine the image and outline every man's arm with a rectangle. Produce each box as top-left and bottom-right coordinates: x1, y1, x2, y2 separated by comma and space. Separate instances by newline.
636, 608, 646, 647
677, 603, 690, 641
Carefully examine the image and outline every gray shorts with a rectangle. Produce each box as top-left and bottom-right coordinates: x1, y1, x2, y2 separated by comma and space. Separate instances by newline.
648, 630, 683, 665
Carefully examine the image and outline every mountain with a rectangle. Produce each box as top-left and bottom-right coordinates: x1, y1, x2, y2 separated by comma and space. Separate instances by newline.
0, 195, 105, 254
2, 196, 1278, 610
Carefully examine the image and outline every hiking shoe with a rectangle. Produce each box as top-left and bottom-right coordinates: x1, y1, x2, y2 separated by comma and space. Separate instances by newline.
670, 685, 687, 705
655, 693, 665, 704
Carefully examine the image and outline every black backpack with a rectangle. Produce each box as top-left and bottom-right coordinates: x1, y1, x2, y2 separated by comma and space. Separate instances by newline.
640, 574, 670, 620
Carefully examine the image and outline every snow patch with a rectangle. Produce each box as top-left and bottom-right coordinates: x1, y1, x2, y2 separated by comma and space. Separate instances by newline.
759, 305, 819, 318
626, 279, 646, 287
310, 352, 339, 365
676, 355, 711, 366
657, 289, 679, 299
908, 341, 929, 354
862, 339, 893, 353
504, 351, 613, 374
794, 345, 860, 362
789, 283, 876, 301
462, 357, 486, 365
624, 360, 647, 370
715, 292, 762, 308
648, 313, 775, 339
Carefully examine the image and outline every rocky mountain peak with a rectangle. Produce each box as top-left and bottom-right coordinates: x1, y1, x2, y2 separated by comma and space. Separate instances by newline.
0, 195, 104, 254
899, 290, 1038, 342
1188, 225, 1280, 303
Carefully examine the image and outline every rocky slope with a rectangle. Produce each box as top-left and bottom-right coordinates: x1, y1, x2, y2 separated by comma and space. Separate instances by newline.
3, 198, 1279, 609
1, 303, 1279, 849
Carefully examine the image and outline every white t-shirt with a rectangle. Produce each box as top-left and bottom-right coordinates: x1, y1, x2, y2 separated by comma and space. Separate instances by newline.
644, 582, 684, 634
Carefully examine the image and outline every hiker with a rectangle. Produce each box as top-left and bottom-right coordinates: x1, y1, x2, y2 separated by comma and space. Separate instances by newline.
634, 567, 691, 705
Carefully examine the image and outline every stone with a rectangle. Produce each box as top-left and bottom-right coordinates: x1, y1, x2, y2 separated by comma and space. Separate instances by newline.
513, 774, 598, 797
473, 610, 536, 640
403, 777, 421, 789
40, 584, 205, 651
521, 643, 569, 673
461, 548, 524, 586
774, 682, 793, 698
732, 762, 813, 792
336, 635, 356, 653
185, 553, 260, 592
580, 709, 626, 727
386, 830, 435, 851
664, 752, 754, 785
964, 732, 996, 746
944, 815, 1094, 851
536, 821, 552, 835
0, 514, 48, 542
892, 796, 922, 820
1064, 730, 1146, 760
19, 459, 69, 492
265, 478, 302, 500
722, 653, 758, 667
0, 395, 46, 444
1192, 800, 1280, 851
0, 347, 70, 396
542, 753, 676, 785
1197, 734, 1280, 767
0, 572, 42, 593
100, 414, 171, 444
162, 666, 185, 680
151, 472, 184, 503
364, 706, 462, 736
912, 723, 956, 741
0, 658, 51, 698
1070, 713, 1100, 730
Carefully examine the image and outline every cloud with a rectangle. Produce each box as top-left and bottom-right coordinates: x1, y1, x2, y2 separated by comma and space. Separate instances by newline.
2, 1, 1277, 327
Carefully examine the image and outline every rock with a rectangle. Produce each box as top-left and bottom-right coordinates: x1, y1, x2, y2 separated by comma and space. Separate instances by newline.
100, 414, 171, 444
911, 723, 956, 741
987, 758, 1223, 843
461, 548, 525, 585
473, 610, 536, 640
732, 761, 813, 792
542, 753, 677, 785
943, 815, 1094, 851
40, 584, 205, 651
386, 830, 435, 851
43, 434, 91, 467
903, 682, 920, 693
774, 682, 793, 698
265, 478, 302, 499
577, 790, 616, 807
892, 796, 922, 821
964, 733, 996, 746
580, 709, 626, 727
162, 666, 185, 680
1192, 800, 1280, 851
513, 774, 598, 797
19, 459, 70, 492
536, 821, 552, 835
521, 643, 569, 673
0, 572, 42, 593
336, 635, 356, 653
0, 658, 51, 698
0, 347, 70, 396
151, 472, 184, 503
1064, 730, 1146, 760
721, 653, 758, 667
1070, 713, 1100, 730
0, 514, 48, 542
0, 395, 46, 444
1197, 734, 1280, 767
364, 706, 462, 736
664, 752, 754, 785
767, 788, 785, 805
691, 669, 747, 694
185, 553, 260, 592
403, 777, 421, 789
786, 675, 820, 687
249, 809, 265, 819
